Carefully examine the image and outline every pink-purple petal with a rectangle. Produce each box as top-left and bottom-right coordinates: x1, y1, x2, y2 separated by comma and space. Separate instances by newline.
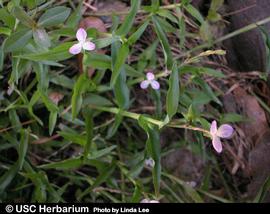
217, 124, 234, 138
210, 120, 217, 136
69, 43, 82, 55
150, 80, 160, 90
83, 41, 96, 51
146, 72, 155, 81
212, 136, 222, 153
76, 28, 87, 42
140, 80, 150, 89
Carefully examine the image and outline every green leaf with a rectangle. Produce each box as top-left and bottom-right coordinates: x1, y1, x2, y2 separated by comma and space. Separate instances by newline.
83, 109, 94, 162
0, 27, 12, 36
40, 91, 59, 112
152, 16, 173, 69
114, 69, 130, 109
157, 9, 178, 24
0, 164, 19, 194
207, 0, 224, 22
151, 0, 160, 10
16, 42, 73, 61
58, 131, 86, 146
176, 8, 186, 49
83, 93, 113, 107
49, 111, 57, 136
0, 8, 16, 28
166, 63, 180, 119
116, 0, 141, 36
131, 185, 142, 203
180, 65, 226, 78
38, 158, 83, 170
33, 28, 51, 48
12, 6, 36, 28
253, 176, 270, 202
4, 29, 32, 52
110, 42, 129, 87
111, 41, 130, 109
128, 20, 149, 45
260, 26, 270, 73
199, 21, 213, 43
66, 1, 83, 28
18, 129, 29, 170
138, 117, 161, 197
72, 74, 90, 119
194, 76, 222, 105
88, 146, 117, 160
0, 42, 3, 71
220, 113, 246, 123
94, 37, 115, 49
84, 161, 116, 193
84, 52, 111, 70
184, 4, 204, 24
106, 113, 123, 139
38, 6, 71, 27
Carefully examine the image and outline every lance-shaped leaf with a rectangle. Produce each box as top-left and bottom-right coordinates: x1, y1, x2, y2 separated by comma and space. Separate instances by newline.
110, 42, 129, 87
152, 16, 173, 70
116, 0, 141, 36
166, 63, 180, 119
138, 116, 161, 197
38, 6, 71, 27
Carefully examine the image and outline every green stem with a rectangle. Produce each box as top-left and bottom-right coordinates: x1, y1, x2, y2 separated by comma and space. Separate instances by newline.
87, 104, 210, 136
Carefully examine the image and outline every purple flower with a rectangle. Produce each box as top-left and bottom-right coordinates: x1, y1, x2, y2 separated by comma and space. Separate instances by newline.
140, 72, 160, 90
210, 120, 234, 153
69, 28, 95, 55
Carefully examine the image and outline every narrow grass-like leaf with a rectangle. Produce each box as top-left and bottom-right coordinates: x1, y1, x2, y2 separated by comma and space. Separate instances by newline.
83, 109, 94, 162
166, 63, 180, 119
15, 42, 73, 61
80, 161, 116, 198
194, 76, 222, 105
128, 20, 150, 45
18, 129, 29, 170
106, 113, 123, 139
110, 42, 129, 87
184, 4, 204, 24
253, 176, 270, 203
152, 16, 173, 69
116, 0, 141, 36
138, 117, 161, 197
38, 158, 83, 170
72, 74, 89, 119
0, 164, 19, 194
49, 111, 57, 136
66, 1, 83, 28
